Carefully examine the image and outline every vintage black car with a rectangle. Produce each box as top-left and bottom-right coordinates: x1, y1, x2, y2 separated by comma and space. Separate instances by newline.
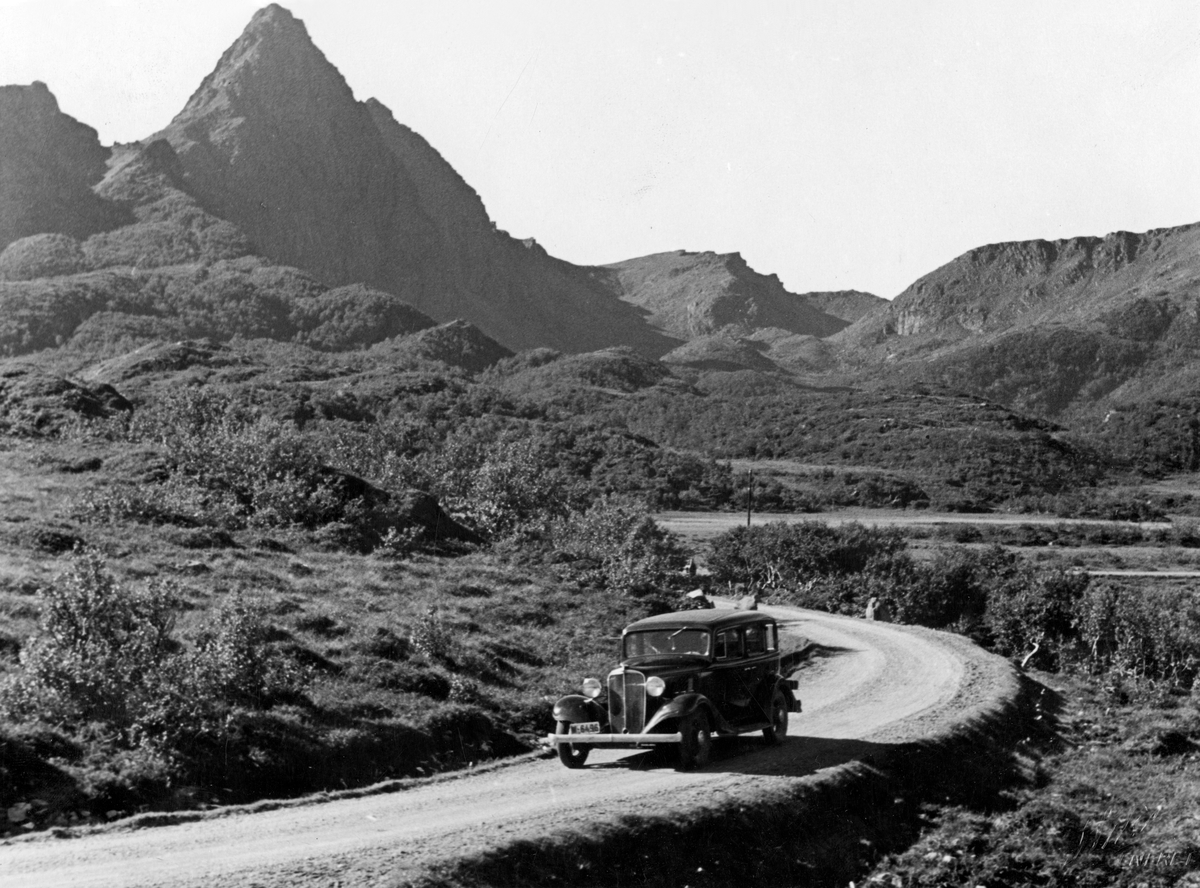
546, 609, 801, 769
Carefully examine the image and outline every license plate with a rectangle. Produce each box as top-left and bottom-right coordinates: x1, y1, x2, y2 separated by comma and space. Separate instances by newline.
569, 722, 601, 734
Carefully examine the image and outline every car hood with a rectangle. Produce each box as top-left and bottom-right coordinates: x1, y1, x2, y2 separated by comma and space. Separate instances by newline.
619, 655, 711, 673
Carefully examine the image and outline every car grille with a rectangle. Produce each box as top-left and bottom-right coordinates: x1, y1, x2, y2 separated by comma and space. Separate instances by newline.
607, 669, 646, 733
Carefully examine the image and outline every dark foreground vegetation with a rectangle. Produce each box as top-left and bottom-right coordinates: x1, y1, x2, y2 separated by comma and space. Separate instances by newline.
700, 521, 1200, 888
857, 672, 1200, 888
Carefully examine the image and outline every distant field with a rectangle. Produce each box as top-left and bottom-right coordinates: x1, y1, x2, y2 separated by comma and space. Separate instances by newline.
653, 508, 1174, 539
653, 508, 1200, 578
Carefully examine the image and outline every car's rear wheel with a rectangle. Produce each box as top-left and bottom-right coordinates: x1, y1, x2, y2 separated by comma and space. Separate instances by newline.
555, 721, 590, 768
763, 688, 789, 745
677, 711, 713, 770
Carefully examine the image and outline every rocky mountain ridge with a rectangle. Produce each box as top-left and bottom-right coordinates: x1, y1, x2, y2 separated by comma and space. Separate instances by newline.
601, 249, 877, 340
4, 3, 1200, 423
0, 4, 871, 363
835, 223, 1200, 414
147, 4, 674, 357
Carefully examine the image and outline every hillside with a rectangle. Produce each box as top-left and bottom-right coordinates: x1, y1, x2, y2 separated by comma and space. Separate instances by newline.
602, 249, 870, 341
836, 223, 1200, 416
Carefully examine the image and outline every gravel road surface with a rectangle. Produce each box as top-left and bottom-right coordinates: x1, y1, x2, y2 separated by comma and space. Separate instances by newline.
1, 605, 1016, 887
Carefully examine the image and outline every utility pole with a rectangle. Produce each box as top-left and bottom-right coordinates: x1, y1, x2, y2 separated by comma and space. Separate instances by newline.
746, 469, 753, 528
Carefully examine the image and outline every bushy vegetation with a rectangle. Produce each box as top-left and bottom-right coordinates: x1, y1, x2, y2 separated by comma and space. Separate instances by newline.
1088, 396, 1200, 475
860, 673, 1200, 888
0, 549, 307, 811
713, 521, 1198, 683
0, 232, 90, 280
73, 389, 411, 550
66, 381, 737, 555
1077, 580, 1200, 691
0, 258, 439, 357
929, 325, 1153, 416
582, 377, 1109, 511
551, 496, 685, 598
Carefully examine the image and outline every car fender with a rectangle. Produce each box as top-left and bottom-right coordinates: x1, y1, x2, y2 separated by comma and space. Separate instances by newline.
644, 693, 735, 735
770, 672, 802, 713
552, 695, 607, 726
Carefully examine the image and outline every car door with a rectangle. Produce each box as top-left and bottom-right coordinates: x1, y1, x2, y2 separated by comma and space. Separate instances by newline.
739, 621, 775, 723
711, 627, 754, 724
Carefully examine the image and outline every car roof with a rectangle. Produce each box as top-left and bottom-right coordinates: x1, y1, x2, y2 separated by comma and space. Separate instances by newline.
622, 609, 774, 634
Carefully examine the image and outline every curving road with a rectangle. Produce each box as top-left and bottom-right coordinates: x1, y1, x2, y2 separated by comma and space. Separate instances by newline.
0, 605, 1017, 888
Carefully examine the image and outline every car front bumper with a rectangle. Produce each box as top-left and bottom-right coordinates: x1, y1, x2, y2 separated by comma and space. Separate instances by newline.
545, 732, 683, 746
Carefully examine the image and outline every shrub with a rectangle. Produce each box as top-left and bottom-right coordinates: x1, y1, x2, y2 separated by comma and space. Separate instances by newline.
982, 566, 1088, 669
1076, 581, 1200, 688
409, 607, 457, 664
432, 430, 573, 539
0, 548, 176, 728
0, 550, 308, 752
292, 284, 433, 351
707, 521, 909, 589
123, 389, 365, 533
552, 496, 684, 595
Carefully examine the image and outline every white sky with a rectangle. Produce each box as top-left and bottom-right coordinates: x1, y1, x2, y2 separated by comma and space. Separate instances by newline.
2, 1, 1199, 298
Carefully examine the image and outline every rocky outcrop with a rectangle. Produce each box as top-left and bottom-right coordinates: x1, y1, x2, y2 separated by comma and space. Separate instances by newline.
843, 223, 1200, 350
833, 222, 1200, 414
151, 6, 425, 292
0, 83, 128, 250
601, 250, 864, 341
0, 364, 132, 435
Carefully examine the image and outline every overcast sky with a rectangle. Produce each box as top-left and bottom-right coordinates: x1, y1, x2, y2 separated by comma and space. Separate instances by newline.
3, 1, 1199, 298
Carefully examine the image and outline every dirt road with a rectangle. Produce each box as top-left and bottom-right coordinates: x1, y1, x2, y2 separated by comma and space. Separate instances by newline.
0, 606, 1016, 888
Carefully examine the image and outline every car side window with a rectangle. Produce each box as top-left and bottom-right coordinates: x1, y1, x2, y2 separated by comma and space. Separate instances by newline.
715, 628, 743, 661
764, 623, 777, 652
745, 624, 766, 656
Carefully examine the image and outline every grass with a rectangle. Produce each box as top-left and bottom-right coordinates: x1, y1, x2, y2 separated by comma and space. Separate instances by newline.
0, 439, 660, 834
858, 672, 1200, 888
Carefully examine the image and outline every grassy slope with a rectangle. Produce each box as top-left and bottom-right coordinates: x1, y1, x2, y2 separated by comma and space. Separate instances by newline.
860, 672, 1200, 888
0, 437, 650, 833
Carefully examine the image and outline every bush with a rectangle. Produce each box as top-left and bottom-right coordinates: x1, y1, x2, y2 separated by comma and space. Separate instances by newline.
552, 496, 684, 595
982, 565, 1088, 668
0, 550, 307, 752
0, 548, 176, 728
707, 521, 909, 589
432, 430, 573, 539
1076, 581, 1200, 688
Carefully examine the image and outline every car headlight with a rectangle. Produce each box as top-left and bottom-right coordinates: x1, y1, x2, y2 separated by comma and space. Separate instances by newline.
582, 677, 602, 698
645, 676, 666, 697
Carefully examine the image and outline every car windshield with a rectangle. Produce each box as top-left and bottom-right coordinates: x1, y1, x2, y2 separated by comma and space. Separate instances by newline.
623, 628, 711, 659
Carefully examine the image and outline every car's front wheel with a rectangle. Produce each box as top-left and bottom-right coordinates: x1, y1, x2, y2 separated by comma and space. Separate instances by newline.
763, 688, 789, 745
555, 721, 591, 768
677, 711, 713, 770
